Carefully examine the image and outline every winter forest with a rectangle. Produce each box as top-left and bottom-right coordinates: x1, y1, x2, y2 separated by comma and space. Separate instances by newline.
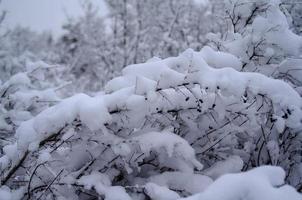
0, 0, 302, 199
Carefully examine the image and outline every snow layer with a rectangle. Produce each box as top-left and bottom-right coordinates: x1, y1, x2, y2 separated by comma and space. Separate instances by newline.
130, 131, 203, 170
15, 94, 111, 151
78, 171, 132, 200
144, 183, 180, 200
181, 166, 302, 200
200, 46, 242, 71
203, 156, 243, 179
149, 171, 213, 194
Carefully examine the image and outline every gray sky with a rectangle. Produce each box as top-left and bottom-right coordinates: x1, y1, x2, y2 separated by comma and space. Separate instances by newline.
1, 0, 107, 36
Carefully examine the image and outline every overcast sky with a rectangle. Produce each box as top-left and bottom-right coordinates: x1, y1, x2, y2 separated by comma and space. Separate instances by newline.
1, 0, 107, 36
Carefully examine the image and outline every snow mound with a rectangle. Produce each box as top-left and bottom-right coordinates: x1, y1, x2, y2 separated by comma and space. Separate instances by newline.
181, 166, 302, 200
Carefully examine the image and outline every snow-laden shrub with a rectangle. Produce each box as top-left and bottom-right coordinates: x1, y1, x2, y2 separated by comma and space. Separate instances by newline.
0, 47, 301, 199
0, 15, 68, 147
201, 0, 302, 104
207, 0, 302, 76
0, 60, 66, 147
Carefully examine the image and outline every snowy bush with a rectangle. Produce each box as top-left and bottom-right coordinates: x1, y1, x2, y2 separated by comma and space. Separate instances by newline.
0, 0, 302, 199
0, 47, 301, 199
207, 0, 302, 76
0, 59, 68, 148
0, 13, 70, 146
207, 0, 302, 98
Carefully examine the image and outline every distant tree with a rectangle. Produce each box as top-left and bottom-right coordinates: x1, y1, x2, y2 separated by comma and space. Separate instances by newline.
59, 0, 220, 91
58, 2, 120, 92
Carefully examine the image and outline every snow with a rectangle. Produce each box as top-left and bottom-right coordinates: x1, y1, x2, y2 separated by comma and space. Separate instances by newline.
0, 186, 12, 200
0, 186, 24, 200
1, 1, 302, 198
105, 48, 302, 130
149, 171, 213, 194
140, 166, 302, 200
266, 140, 280, 164
181, 166, 302, 200
144, 183, 180, 200
2, 73, 31, 87
77, 171, 111, 189
15, 93, 111, 151
130, 131, 203, 171
10, 88, 59, 111
78, 171, 132, 200
78, 95, 111, 131
277, 58, 302, 92
134, 76, 157, 95
200, 46, 242, 71
0, 115, 13, 132
274, 116, 285, 133
1, 46, 302, 198
101, 186, 132, 200
193, 0, 209, 6
38, 150, 51, 162
203, 156, 243, 179
61, 128, 75, 140
107, 48, 302, 109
